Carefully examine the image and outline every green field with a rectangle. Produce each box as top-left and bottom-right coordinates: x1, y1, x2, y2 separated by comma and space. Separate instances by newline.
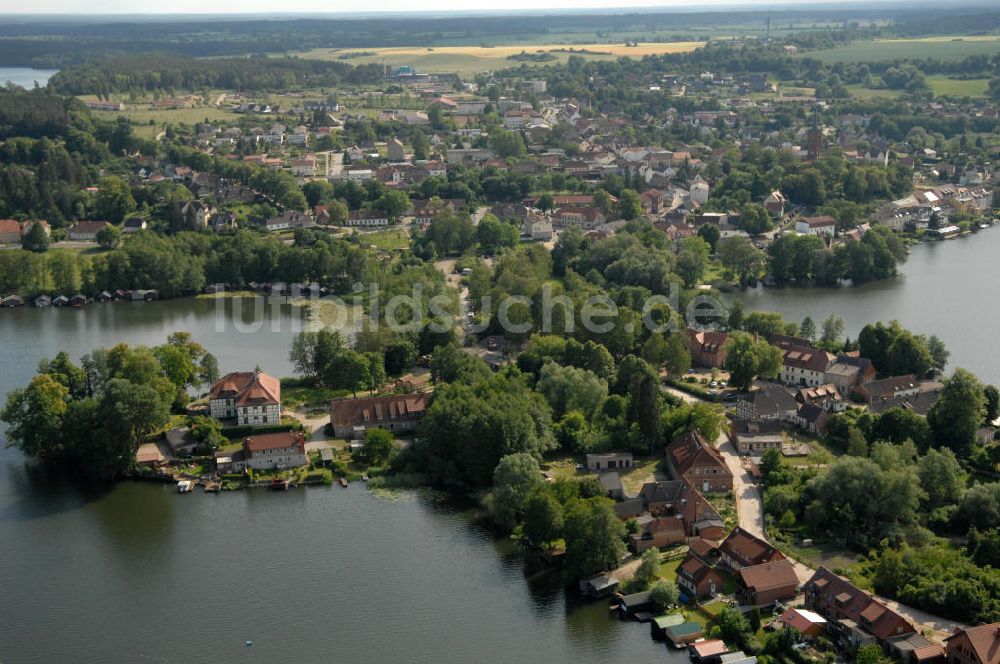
362, 228, 411, 252
803, 35, 1000, 64
85, 104, 238, 139
926, 75, 991, 97
845, 74, 990, 100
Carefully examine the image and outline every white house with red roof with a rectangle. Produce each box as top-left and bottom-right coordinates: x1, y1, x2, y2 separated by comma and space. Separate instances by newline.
208, 370, 282, 426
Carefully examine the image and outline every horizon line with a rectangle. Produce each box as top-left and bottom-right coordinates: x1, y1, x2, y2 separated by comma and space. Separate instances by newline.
1, 0, 987, 18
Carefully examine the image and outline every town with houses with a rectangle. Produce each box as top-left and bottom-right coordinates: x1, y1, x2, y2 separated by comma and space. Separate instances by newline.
1, 11, 999, 664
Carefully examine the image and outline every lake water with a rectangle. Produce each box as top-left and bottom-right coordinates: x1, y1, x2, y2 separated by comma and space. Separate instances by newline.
732, 227, 1000, 385
0, 296, 677, 663
0, 67, 58, 88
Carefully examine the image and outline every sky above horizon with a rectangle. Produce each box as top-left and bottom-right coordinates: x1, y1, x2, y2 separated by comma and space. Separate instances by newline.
5, 0, 868, 16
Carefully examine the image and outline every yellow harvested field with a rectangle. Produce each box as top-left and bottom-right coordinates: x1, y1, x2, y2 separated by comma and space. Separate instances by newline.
296, 42, 704, 75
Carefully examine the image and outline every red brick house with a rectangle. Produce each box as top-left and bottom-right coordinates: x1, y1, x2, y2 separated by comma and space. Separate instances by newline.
677, 553, 725, 599
634, 480, 726, 542
945, 623, 1000, 664
688, 328, 729, 368
666, 430, 733, 493
737, 559, 799, 606
719, 527, 786, 571
804, 567, 916, 650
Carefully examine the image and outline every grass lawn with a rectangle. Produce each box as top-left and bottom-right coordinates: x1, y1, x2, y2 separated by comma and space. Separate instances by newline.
771, 528, 862, 577
541, 455, 589, 481
620, 459, 661, 496
701, 598, 728, 619
48, 244, 111, 258
803, 35, 1000, 64
658, 557, 683, 582
363, 228, 411, 252
294, 41, 703, 76
281, 383, 352, 409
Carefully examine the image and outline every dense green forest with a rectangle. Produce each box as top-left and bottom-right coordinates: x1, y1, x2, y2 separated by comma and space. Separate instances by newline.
49, 55, 384, 96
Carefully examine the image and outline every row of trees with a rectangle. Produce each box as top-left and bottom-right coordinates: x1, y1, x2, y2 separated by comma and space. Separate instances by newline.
0, 228, 374, 298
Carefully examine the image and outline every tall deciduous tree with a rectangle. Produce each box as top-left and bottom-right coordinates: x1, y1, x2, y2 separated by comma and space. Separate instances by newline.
21, 221, 49, 253
521, 490, 564, 546
563, 498, 626, 581
487, 453, 545, 532
616, 189, 643, 220
723, 332, 782, 391
1, 374, 69, 461
928, 368, 986, 458
93, 176, 135, 224
362, 427, 396, 465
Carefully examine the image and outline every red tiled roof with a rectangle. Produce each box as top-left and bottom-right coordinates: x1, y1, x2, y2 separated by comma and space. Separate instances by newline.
0, 219, 21, 235
688, 328, 728, 353
244, 431, 305, 453
946, 623, 1000, 664
800, 215, 836, 227
780, 345, 835, 372
667, 430, 731, 479
329, 393, 429, 429
69, 221, 112, 234
739, 559, 799, 593
806, 567, 916, 641
210, 371, 280, 406
720, 527, 785, 567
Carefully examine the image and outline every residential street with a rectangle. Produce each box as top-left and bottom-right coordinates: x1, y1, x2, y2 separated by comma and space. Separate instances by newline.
717, 438, 766, 540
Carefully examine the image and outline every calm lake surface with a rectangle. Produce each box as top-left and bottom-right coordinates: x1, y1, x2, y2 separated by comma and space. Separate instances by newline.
732, 227, 1000, 385
0, 297, 675, 663
0, 67, 58, 88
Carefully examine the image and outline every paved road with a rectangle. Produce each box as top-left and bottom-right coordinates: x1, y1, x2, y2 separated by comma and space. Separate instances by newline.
717, 438, 766, 540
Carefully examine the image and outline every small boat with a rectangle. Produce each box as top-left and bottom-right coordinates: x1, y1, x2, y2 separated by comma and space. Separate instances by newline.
339, 477, 348, 487
270, 478, 290, 491
176, 480, 192, 493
